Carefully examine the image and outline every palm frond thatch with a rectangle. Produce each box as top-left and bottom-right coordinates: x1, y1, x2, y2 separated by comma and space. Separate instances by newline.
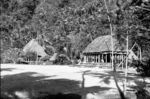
50, 53, 58, 61
83, 35, 125, 53
23, 39, 47, 57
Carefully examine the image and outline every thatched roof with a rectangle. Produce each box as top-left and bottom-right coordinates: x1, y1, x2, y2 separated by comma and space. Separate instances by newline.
23, 39, 47, 57
50, 53, 58, 61
128, 50, 138, 60
83, 35, 125, 53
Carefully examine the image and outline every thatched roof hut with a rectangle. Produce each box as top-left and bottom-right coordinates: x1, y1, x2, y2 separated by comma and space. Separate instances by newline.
82, 35, 138, 65
23, 39, 47, 57
83, 35, 125, 54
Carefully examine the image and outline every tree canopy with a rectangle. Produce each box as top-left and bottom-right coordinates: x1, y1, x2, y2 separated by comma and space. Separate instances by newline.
1, 0, 150, 61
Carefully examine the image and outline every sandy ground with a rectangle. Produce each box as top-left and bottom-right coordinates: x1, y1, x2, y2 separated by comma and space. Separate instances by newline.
1, 64, 150, 99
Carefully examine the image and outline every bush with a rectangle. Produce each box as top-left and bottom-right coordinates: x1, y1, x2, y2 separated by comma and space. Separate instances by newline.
132, 59, 150, 77
54, 55, 72, 65
16, 57, 29, 64
136, 88, 150, 99
1, 48, 21, 63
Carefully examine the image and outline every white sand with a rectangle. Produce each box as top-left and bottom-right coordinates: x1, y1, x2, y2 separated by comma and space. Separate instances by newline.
1, 64, 150, 97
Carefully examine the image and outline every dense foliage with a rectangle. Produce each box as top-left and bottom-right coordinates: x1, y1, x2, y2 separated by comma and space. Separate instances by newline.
0, 0, 150, 63
115, 0, 150, 59
1, 48, 21, 63
132, 59, 150, 77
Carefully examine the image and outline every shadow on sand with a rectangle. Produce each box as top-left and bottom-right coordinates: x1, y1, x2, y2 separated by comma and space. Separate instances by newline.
1, 70, 110, 99
0, 68, 16, 72
86, 70, 150, 99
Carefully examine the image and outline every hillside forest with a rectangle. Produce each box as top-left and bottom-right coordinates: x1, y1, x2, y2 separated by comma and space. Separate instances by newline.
0, 0, 150, 64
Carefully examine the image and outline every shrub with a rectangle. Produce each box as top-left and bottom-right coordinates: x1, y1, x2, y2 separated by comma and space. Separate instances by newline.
132, 59, 150, 77
1, 48, 21, 63
54, 54, 72, 65
136, 88, 150, 99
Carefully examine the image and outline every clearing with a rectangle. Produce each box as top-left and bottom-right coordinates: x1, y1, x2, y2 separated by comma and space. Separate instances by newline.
1, 64, 150, 99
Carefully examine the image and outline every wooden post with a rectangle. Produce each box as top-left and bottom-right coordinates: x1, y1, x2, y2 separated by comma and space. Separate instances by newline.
94, 55, 95, 63
92, 55, 94, 63
125, 31, 129, 95
84, 56, 86, 63
90, 55, 91, 63
99, 54, 101, 63
117, 54, 119, 62
114, 54, 115, 63
89, 55, 90, 63
103, 54, 105, 63
116, 54, 117, 63
119, 54, 121, 63
102, 54, 103, 63
116, 54, 118, 63
106, 54, 107, 63
120, 54, 121, 62
100, 54, 101, 62
95, 55, 97, 63
96, 55, 98, 63
91, 55, 92, 63
103, 0, 114, 70
139, 48, 142, 61
98, 55, 100, 63
86, 55, 87, 63
109, 54, 112, 62
118, 54, 119, 63
88, 55, 89, 63
122, 54, 124, 69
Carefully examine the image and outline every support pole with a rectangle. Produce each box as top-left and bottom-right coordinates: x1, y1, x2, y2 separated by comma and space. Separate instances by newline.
122, 54, 124, 69
100, 54, 102, 62
95, 55, 96, 63
103, 0, 114, 70
103, 54, 105, 63
124, 31, 129, 95
84, 56, 86, 63
139, 47, 142, 61
102, 54, 104, 63
96, 55, 98, 63
125, 32, 129, 76
106, 54, 107, 63
86, 56, 87, 63
98, 55, 100, 63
